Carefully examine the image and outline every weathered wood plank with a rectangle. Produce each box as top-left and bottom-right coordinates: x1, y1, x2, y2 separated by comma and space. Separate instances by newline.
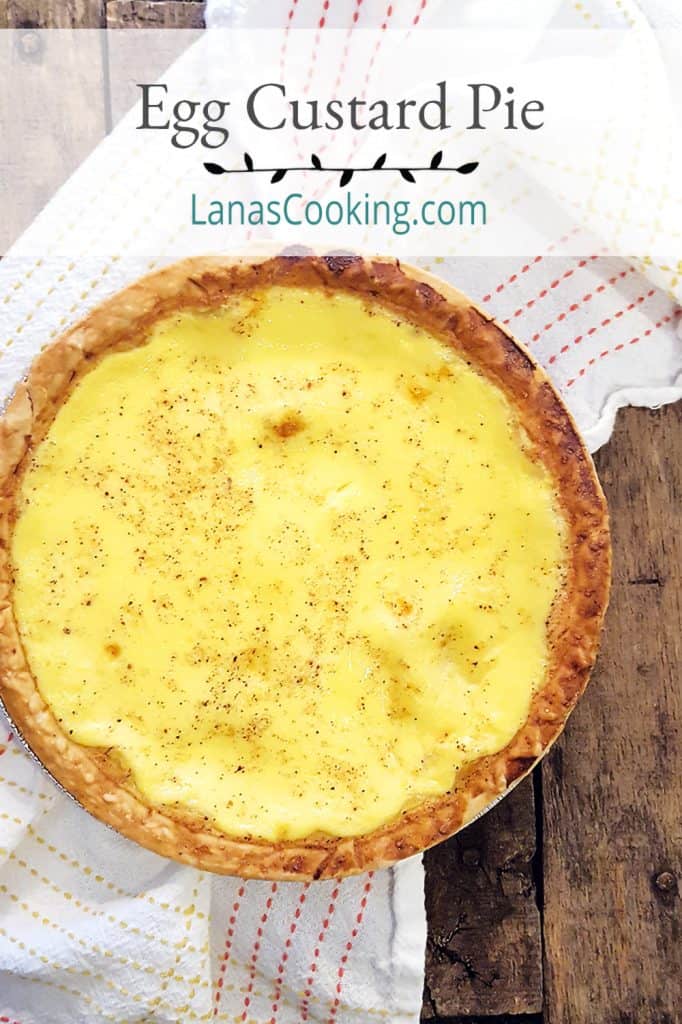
422, 777, 543, 1019
104, 2, 202, 126
543, 403, 682, 1024
106, 0, 204, 28
5, 0, 104, 27
424, 1018, 542, 1024
0, 9, 108, 251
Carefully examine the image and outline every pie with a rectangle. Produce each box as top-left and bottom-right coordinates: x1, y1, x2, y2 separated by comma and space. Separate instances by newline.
0, 253, 610, 879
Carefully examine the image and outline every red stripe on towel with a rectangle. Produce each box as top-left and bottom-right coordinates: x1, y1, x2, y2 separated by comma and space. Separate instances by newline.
566, 314, 674, 386
213, 884, 246, 1016
547, 288, 657, 364
299, 881, 341, 1021
326, 874, 374, 1023
240, 882, 279, 1021
529, 268, 637, 342
269, 883, 310, 1024
501, 255, 601, 324
481, 227, 582, 303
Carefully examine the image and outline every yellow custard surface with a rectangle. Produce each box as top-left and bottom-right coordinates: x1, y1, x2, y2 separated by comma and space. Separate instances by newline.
12, 286, 566, 841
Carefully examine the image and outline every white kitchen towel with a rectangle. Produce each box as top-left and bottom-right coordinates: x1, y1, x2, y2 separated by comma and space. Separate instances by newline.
0, 748, 424, 1024
0, 1, 681, 1023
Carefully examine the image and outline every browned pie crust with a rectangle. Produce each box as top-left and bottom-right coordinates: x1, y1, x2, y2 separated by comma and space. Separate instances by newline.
0, 253, 611, 879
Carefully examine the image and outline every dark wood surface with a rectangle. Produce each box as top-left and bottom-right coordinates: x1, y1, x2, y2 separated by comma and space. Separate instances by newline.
423, 403, 682, 1023
423, 779, 542, 1019
1, 3, 680, 1022
542, 401, 681, 1024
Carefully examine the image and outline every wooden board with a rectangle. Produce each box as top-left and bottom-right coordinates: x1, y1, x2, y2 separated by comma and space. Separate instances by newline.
104, 3, 203, 126
1, 2, 108, 249
2, 0, 204, 28
5, 0, 104, 26
106, 1, 204, 28
543, 402, 682, 1024
423, 777, 543, 1019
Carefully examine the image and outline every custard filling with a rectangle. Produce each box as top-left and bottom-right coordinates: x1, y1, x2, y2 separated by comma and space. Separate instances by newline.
12, 286, 566, 841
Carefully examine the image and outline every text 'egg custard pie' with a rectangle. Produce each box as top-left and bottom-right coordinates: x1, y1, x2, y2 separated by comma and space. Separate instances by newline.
0, 254, 610, 879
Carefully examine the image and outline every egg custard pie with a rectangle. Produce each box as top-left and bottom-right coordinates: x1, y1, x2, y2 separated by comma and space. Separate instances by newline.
0, 254, 610, 878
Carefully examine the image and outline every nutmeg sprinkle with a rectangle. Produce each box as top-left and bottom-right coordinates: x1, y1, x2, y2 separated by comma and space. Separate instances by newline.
11, 287, 566, 841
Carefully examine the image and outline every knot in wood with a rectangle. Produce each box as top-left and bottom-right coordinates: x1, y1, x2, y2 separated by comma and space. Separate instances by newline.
461, 847, 481, 868
654, 871, 677, 894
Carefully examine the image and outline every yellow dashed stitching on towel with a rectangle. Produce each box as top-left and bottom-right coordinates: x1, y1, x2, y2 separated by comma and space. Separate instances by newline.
614, 0, 637, 29
157, 880, 206, 1014
507, 147, 682, 209
0, 143, 166, 314
0, 883, 210, 989
573, 2, 601, 27
7, 806, 203, 917
0, 811, 24, 827
551, 188, 682, 242
610, 1, 649, 253
627, 255, 680, 300
0, 928, 120, 1023
0, 921, 213, 1021
3, 159, 191, 352
0, 847, 208, 957
0, 773, 52, 802
25, 823, 205, 917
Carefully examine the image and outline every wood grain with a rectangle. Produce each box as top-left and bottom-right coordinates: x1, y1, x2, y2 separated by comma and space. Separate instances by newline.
423, 778, 543, 1020
5, 0, 104, 27
106, 0, 204, 28
543, 403, 682, 1024
0, 9, 108, 251
104, 8, 201, 126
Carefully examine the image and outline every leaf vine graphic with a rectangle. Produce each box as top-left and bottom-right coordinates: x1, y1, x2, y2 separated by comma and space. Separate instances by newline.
203, 152, 479, 186
455, 161, 479, 175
